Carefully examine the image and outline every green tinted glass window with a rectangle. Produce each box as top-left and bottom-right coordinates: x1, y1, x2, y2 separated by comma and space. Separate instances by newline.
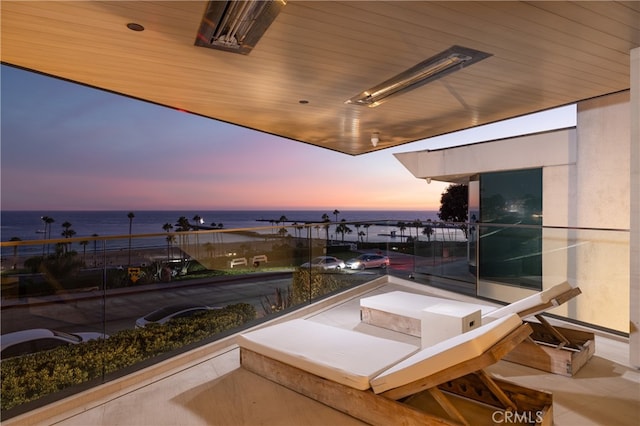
479, 168, 542, 289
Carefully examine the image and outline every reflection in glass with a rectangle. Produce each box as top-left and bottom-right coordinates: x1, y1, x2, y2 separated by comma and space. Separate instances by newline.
479, 168, 542, 289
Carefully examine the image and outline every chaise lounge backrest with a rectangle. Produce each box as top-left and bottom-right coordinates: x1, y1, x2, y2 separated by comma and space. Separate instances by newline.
481, 281, 579, 324
370, 313, 522, 394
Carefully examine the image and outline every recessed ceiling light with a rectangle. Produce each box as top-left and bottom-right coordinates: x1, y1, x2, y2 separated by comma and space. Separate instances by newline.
126, 23, 145, 32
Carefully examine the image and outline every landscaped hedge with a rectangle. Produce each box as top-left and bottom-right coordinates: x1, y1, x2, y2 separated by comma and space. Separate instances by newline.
291, 268, 358, 304
0, 303, 256, 412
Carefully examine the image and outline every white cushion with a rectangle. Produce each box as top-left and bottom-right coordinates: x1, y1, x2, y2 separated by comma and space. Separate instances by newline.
370, 313, 521, 394
481, 281, 573, 323
360, 291, 497, 318
238, 319, 419, 390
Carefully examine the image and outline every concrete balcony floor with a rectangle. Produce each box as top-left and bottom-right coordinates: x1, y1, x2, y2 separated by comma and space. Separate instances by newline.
8, 277, 639, 426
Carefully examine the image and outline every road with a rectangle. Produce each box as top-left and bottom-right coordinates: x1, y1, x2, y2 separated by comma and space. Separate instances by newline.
0, 268, 389, 335
1, 250, 441, 336
0, 273, 295, 335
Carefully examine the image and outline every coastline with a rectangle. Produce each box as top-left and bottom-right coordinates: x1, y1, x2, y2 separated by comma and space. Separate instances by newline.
1, 210, 440, 243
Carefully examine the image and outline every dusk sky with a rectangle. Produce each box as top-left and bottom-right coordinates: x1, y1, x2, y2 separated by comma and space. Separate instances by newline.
1, 65, 575, 212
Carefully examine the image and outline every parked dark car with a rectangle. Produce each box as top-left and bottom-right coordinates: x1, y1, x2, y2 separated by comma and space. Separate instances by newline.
135, 303, 221, 328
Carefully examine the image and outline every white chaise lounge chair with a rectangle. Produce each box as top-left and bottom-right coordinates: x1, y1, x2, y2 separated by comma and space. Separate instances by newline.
360, 282, 594, 376
480, 281, 581, 324
482, 282, 594, 376
238, 315, 553, 426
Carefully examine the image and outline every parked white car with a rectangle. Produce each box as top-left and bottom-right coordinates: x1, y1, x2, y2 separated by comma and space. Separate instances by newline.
1, 328, 108, 359
345, 253, 390, 270
300, 256, 346, 270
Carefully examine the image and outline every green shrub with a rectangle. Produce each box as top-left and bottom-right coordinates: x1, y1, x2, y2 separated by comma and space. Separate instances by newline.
291, 269, 344, 304
0, 303, 256, 412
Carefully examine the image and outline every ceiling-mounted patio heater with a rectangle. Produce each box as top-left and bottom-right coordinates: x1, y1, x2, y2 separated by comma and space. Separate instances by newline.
195, 0, 286, 55
346, 45, 492, 107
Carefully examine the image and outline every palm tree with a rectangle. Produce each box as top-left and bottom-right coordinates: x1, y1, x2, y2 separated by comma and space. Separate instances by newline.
175, 216, 191, 261
321, 213, 331, 243
166, 235, 176, 262
79, 240, 89, 264
61, 221, 73, 234
210, 222, 223, 246
175, 216, 191, 231
332, 209, 340, 237
363, 223, 371, 242
61, 221, 76, 253
397, 221, 407, 239
412, 219, 422, 240
336, 219, 352, 243
292, 222, 304, 239
127, 212, 135, 265
422, 220, 434, 242
40, 216, 48, 255
162, 223, 174, 261
192, 214, 202, 258
92, 233, 99, 266
41, 215, 55, 255
45, 216, 54, 240
9, 237, 21, 269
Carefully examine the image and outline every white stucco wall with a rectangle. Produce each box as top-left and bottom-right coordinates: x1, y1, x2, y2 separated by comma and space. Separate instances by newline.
495, 94, 631, 332
394, 129, 576, 182
395, 92, 632, 333
575, 92, 631, 230
573, 92, 630, 332
538, 92, 631, 332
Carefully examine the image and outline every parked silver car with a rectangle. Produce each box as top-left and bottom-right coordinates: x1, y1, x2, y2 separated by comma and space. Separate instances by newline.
300, 256, 346, 270
345, 253, 390, 270
1, 328, 108, 359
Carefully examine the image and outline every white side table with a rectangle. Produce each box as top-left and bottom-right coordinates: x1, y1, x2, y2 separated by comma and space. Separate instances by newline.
421, 303, 481, 348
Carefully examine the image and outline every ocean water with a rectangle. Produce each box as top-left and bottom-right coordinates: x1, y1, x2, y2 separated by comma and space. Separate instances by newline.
1, 210, 463, 259
1, 210, 441, 242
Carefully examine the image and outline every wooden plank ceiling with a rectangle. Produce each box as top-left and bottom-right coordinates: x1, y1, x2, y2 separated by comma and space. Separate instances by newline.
2, 1, 638, 155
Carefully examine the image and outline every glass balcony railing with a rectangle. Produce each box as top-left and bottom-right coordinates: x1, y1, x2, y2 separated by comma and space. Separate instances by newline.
0, 222, 389, 416
403, 221, 629, 334
0, 220, 629, 418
